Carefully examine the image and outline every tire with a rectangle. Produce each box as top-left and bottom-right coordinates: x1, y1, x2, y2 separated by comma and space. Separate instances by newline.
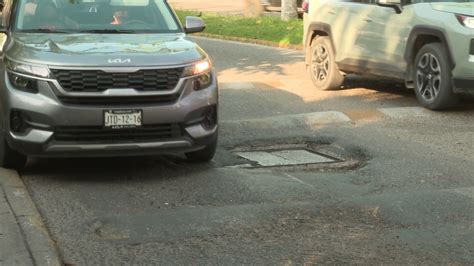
413, 43, 458, 110
185, 137, 217, 163
0, 137, 27, 170
309, 36, 344, 91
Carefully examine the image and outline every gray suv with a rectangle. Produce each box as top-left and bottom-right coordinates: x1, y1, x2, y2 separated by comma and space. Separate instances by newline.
304, 0, 474, 110
0, 0, 218, 169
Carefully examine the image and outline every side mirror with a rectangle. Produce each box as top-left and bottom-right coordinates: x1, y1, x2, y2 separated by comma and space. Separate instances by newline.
184, 16, 205, 34
377, 0, 403, 14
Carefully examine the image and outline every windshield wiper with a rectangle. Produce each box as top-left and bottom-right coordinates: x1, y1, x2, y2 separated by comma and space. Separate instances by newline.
19, 29, 75, 33
79, 29, 135, 34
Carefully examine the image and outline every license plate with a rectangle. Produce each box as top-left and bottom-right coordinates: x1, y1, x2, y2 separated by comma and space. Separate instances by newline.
104, 109, 142, 129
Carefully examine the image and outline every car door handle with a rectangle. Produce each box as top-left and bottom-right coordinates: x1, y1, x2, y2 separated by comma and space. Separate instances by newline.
328, 10, 336, 15
364, 17, 373, 22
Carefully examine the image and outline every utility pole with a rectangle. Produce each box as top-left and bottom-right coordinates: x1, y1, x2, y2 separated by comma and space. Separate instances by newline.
281, 0, 297, 21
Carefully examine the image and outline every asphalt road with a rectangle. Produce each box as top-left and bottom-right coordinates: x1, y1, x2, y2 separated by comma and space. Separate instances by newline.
21, 37, 474, 264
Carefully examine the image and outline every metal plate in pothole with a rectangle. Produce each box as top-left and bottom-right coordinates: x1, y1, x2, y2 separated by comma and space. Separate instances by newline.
235, 149, 336, 167
229, 140, 364, 171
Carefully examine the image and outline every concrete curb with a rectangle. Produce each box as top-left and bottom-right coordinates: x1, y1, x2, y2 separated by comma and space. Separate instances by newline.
192, 33, 304, 50
0, 168, 61, 266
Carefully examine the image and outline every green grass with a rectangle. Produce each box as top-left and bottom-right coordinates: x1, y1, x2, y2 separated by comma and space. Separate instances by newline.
175, 10, 303, 46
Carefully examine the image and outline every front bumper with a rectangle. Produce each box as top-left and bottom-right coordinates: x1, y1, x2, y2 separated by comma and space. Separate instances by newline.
7, 129, 217, 158
448, 30, 474, 93
1, 70, 219, 158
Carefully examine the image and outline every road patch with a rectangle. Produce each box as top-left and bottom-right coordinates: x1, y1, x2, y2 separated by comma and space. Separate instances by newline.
378, 107, 431, 119
229, 139, 364, 171
235, 149, 336, 167
344, 109, 385, 123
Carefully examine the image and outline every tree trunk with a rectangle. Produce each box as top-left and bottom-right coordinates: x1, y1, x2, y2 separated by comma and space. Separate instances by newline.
281, 0, 297, 21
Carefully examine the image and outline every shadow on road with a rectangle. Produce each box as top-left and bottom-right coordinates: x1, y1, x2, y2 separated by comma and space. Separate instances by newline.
194, 37, 474, 112
21, 155, 213, 182
341, 75, 409, 93
193, 36, 305, 76
340, 75, 474, 112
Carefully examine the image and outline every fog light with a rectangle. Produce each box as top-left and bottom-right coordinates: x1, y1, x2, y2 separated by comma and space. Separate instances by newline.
202, 105, 217, 130
193, 73, 212, 91
10, 111, 27, 133
13, 75, 29, 87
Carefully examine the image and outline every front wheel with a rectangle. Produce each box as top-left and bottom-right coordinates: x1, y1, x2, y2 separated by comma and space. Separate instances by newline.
0, 137, 27, 170
413, 43, 458, 110
309, 36, 344, 90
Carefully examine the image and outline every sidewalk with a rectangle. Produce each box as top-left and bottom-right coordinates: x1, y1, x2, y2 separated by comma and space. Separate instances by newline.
0, 169, 60, 266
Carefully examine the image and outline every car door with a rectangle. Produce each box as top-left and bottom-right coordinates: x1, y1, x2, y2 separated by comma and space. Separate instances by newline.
355, 1, 416, 78
323, 0, 373, 64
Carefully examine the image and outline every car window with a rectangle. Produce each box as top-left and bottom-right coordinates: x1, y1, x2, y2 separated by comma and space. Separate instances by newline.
13, 0, 181, 33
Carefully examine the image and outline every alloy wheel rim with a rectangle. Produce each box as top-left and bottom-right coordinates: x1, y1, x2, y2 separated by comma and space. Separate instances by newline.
416, 53, 442, 102
311, 44, 330, 85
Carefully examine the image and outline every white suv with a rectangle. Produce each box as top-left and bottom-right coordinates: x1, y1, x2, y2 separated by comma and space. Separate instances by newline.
303, 0, 474, 110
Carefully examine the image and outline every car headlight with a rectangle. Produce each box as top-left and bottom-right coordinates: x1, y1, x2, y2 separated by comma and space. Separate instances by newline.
5, 58, 50, 93
5, 58, 50, 78
183, 59, 213, 90
7, 73, 39, 93
456, 14, 474, 29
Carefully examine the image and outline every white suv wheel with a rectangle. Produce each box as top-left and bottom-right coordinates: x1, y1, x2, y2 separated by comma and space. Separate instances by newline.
413, 43, 458, 110
309, 36, 344, 91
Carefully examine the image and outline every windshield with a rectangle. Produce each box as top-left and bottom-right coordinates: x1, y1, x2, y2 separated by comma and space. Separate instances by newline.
13, 0, 182, 33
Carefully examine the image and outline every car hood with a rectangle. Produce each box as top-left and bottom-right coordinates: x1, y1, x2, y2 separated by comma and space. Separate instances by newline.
430, 2, 474, 16
5, 33, 207, 67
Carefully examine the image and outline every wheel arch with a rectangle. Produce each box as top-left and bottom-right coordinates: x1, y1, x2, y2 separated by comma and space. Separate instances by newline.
304, 22, 336, 66
404, 26, 455, 88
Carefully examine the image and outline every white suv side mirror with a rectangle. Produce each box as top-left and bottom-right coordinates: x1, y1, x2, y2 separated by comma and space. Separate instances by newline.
377, 0, 403, 13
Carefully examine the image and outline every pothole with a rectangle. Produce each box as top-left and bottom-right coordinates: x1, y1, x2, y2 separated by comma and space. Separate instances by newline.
90, 220, 129, 240
230, 140, 364, 171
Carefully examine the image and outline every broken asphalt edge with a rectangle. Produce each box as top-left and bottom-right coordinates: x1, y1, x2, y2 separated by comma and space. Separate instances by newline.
0, 168, 61, 266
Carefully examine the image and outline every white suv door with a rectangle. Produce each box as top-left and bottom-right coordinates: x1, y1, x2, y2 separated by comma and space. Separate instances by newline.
318, 0, 374, 64
354, 1, 415, 77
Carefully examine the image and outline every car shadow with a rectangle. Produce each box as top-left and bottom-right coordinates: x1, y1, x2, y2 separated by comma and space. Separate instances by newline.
340, 75, 474, 111
21, 154, 214, 182
341, 75, 410, 94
